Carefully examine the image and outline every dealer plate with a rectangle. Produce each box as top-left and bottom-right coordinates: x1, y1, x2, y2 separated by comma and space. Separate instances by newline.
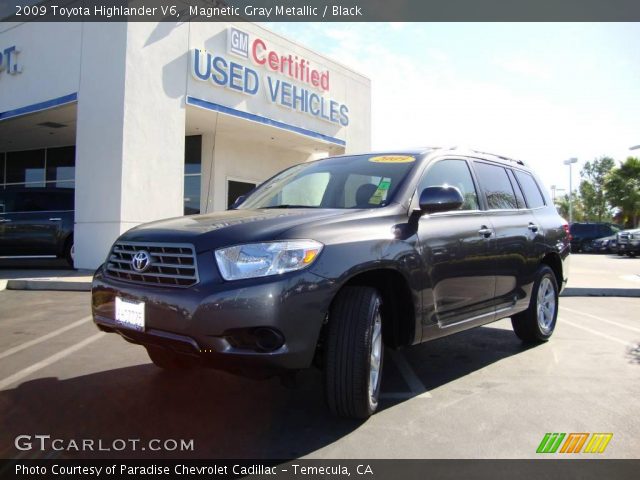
115, 297, 145, 331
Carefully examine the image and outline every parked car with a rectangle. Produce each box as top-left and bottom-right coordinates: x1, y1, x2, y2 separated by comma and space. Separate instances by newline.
0, 187, 75, 265
617, 228, 640, 257
92, 148, 570, 418
569, 222, 621, 253
591, 235, 617, 253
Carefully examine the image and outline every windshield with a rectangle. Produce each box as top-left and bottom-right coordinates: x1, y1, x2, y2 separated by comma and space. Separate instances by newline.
238, 154, 418, 210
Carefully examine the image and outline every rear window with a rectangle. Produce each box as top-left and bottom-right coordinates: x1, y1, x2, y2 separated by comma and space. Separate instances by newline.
514, 171, 546, 208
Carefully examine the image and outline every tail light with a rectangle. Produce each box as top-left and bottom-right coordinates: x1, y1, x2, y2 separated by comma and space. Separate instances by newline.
562, 223, 572, 241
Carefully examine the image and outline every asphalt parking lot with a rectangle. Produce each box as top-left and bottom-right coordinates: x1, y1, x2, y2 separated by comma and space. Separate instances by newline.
0, 257, 639, 460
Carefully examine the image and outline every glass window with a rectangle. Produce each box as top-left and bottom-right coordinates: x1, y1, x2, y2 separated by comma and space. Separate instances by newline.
184, 135, 202, 215
228, 180, 257, 208
184, 175, 201, 215
185, 135, 202, 175
418, 159, 479, 211
239, 154, 416, 210
506, 169, 526, 209
6, 149, 45, 186
279, 172, 331, 207
514, 170, 545, 209
474, 162, 518, 210
1, 152, 5, 185
46, 146, 75, 186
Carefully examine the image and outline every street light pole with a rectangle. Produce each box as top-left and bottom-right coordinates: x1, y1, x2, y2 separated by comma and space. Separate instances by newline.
630, 145, 640, 151
563, 157, 578, 222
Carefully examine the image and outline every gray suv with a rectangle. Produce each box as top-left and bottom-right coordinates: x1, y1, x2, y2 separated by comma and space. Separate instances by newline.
92, 148, 570, 418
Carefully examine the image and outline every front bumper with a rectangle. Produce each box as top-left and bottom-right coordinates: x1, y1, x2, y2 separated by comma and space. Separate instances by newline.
92, 261, 337, 374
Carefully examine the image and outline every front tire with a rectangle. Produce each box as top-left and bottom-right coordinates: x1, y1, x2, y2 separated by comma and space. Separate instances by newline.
324, 286, 384, 419
511, 265, 559, 343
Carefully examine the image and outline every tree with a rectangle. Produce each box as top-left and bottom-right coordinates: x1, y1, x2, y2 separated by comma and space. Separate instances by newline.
605, 157, 640, 228
579, 157, 615, 221
555, 192, 586, 222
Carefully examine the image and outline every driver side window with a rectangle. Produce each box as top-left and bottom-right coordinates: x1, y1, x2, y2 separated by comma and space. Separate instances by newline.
417, 159, 479, 211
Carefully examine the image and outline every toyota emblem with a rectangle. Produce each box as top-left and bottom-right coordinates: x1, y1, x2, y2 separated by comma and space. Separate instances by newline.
131, 250, 151, 273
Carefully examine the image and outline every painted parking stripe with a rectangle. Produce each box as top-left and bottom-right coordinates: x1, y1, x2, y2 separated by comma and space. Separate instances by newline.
0, 316, 92, 361
385, 349, 432, 398
0, 332, 105, 391
560, 306, 640, 334
561, 319, 630, 346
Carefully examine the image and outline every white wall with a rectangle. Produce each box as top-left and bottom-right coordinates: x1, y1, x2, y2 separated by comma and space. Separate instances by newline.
75, 22, 189, 269
0, 22, 82, 112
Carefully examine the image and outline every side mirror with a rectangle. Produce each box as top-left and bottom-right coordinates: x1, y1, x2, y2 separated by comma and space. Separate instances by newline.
229, 195, 246, 210
418, 186, 464, 214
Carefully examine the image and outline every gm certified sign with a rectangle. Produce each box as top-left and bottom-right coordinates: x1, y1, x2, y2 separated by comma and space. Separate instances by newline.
0, 46, 21, 76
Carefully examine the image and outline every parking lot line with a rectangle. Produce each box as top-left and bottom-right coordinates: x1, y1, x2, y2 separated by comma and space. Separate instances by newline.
386, 349, 432, 398
560, 306, 640, 334
0, 332, 105, 391
560, 318, 631, 347
0, 316, 92, 361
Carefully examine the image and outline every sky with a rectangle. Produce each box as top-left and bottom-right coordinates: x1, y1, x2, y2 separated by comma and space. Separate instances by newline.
265, 22, 640, 196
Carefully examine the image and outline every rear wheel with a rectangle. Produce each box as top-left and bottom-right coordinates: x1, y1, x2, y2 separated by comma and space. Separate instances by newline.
581, 240, 592, 253
146, 346, 196, 370
63, 237, 74, 267
324, 286, 384, 419
511, 265, 559, 343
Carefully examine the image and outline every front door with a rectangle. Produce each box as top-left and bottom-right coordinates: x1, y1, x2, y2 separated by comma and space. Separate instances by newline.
415, 158, 496, 331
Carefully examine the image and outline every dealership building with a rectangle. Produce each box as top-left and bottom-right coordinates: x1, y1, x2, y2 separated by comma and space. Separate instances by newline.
0, 22, 371, 269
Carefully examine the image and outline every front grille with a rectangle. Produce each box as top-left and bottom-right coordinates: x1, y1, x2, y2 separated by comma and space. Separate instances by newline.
105, 241, 199, 288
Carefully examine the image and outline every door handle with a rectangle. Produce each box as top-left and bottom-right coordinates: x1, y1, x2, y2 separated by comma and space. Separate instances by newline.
528, 222, 539, 232
478, 226, 493, 238
49, 217, 62, 221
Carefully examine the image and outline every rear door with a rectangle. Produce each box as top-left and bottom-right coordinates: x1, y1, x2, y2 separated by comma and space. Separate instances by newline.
472, 161, 542, 313
415, 157, 496, 330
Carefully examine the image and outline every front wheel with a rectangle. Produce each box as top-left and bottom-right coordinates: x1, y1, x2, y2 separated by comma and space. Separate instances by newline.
511, 265, 559, 343
324, 286, 384, 419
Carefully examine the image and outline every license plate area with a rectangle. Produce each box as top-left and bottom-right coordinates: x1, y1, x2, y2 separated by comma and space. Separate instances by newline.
115, 297, 145, 331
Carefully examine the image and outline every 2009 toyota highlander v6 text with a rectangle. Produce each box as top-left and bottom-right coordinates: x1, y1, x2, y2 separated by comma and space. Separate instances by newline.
92, 148, 570, 419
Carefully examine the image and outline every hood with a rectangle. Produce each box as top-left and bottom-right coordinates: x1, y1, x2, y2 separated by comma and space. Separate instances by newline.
119, 208, 348, 252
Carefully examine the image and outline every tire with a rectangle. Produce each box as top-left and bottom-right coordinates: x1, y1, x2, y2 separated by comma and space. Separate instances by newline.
581, 240, 592, 253
146, 346, 196, 370
511, 265, 559, 343
63, 237, 74, 267
324, 286, 384, 419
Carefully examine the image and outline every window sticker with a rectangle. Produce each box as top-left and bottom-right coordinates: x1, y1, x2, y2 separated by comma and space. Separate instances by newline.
368, 155, 415, 163
369, 177, 392, 205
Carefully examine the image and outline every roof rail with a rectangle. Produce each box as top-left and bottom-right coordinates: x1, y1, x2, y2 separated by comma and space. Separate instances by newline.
469, 149, 526, 166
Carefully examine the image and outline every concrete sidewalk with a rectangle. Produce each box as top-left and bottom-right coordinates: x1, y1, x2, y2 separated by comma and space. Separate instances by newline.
0, 269, 94, 292
0, 254, 638, 296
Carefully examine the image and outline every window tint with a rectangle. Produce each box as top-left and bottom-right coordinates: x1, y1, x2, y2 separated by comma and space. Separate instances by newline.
506, 169, 526, 209
473, 162, 517, 209
6, 150, 45, 186
46, 146, 76, 187
418, 159, 479, 210
514, 170, 545, 208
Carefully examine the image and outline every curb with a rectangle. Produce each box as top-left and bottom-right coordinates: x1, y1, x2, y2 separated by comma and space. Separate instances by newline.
561, 287, 640, 298
5, 279, 91, 292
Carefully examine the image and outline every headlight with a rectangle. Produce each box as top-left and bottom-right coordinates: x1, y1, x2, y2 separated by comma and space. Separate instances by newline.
215, 240, 323, 281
